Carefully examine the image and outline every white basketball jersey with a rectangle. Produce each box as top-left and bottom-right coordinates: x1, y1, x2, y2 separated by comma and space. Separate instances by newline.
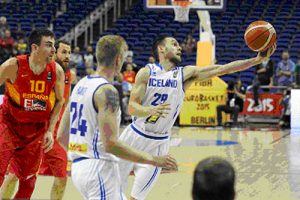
132, 63, 185, 138
68, 76, 121, 162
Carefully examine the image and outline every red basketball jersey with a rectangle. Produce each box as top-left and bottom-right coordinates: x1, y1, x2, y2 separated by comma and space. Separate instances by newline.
2, 55, 57, 123
63, 70, 72, 103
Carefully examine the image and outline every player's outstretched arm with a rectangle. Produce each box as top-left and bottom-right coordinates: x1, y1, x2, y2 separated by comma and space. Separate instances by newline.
95, 84, 177, 170
0, 58, 18, 85
128, 67, 170, 118
183, 45, 276, 82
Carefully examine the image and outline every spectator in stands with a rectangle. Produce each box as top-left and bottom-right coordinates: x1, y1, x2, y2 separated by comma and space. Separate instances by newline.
125, 55, 139, 73
0, 29, 16, 60
70, 46, 83, 68
216, 78, 245, 128
252, 58, 274, 106
123, 63, 136, 84
0, 16, 9, 38
16, 37, 27, 55
275, 50, 295, 86
294, 58, 300, 88
148, 55, 156, 64
181, 34, 196, 56
192, 157, 235, 200
122, 63, 136, 122
83, 45, 96, 75
279, 89, 291, 129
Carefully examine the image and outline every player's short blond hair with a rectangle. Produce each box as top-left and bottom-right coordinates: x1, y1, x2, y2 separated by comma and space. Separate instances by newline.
96, 35, 126, 68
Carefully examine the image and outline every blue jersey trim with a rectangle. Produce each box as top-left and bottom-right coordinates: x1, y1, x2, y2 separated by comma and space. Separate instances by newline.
156, 63, 163, 70
87, 75, 108, 80
98, 172, 106, 200
180, 67, 185, 92
140, 167, 159, 193
130, 124, 169, 140
146, 64, 152, 75
73, 157, 89, 163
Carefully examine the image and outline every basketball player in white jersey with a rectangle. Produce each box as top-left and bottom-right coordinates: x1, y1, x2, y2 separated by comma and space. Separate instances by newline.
57, 35, 177, 200
118, 35, 276, 200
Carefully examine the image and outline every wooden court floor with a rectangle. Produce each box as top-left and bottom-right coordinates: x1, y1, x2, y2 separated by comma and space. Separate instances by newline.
27, 127, 300, 199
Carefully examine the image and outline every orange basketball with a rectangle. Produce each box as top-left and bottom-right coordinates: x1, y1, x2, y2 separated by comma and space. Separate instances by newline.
244, 20, 276, 52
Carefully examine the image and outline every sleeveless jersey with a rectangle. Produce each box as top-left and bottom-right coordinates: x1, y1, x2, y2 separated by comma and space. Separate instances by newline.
2, 55, 56, 123
132, 63, 185, 138
68, 76, 121, 162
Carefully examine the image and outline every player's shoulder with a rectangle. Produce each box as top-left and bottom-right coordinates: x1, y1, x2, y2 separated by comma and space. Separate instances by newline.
55, 62, 64, 73
1, 57, 18, 74
94, 83, 118, 98
1, 57, 18, 68
93, 83, 119, 110
135, 66, 150, 82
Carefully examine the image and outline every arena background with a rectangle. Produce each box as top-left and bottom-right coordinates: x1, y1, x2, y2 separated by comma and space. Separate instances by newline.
1, 0, 300, 199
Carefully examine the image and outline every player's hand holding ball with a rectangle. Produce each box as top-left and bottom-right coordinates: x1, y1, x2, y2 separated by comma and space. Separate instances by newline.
244, 20, 277, 63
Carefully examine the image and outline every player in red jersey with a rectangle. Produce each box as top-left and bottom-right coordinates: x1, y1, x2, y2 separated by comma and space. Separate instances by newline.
38, 40, 76, 199
0, 29, 65, 199
0, 40, 76, 200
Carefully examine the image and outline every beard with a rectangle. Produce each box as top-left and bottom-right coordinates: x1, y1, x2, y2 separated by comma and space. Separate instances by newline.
56, 59, 69, 72
170, 56, 181, 66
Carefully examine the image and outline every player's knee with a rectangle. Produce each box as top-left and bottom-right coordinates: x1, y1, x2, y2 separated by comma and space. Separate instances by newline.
7, 173, 18, 182
55, 176, 67, 184
19, 175, 37, 188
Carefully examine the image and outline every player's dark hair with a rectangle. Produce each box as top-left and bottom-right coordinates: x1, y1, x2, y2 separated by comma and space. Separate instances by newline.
55, 40, 70, 51
28, 29, 55, 51
152, 35, 170, 62
192, 157, 235, 200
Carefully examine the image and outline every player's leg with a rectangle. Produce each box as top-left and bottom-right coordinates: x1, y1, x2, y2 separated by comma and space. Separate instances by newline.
118, 126, 137, 196
72, 158, 124, 200
0, 150, 14, 187
118, 159, 135, 196
130, 143, 169, 200
51, 177, 67, 200
131, 163, 162, 200
14, 175, 37, 199
0, 172, 18, 199
0, 117, 19, 186
9, 138, 44, 198
42, 141, 68, 200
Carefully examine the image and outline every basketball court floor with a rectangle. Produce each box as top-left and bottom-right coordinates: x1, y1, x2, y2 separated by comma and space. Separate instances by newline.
29, 127, 299, 200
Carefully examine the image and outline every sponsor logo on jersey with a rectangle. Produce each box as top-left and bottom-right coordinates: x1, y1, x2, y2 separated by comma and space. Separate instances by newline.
145, 115, 160, 124
173, 70, 179, 78
47, 71, 52, 81
24, 99, 47, 111
65, 75, 69, 84
148, 78, 177, 88
68, 143, 88, 153
23, 93, 49, 100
